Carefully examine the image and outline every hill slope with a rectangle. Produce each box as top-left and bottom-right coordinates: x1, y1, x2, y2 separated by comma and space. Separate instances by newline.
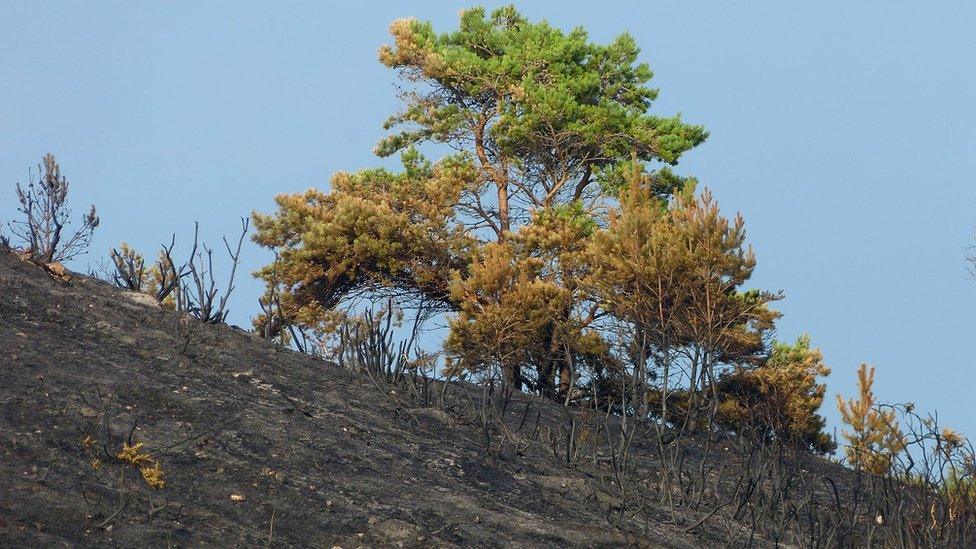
2, 251, 728, 547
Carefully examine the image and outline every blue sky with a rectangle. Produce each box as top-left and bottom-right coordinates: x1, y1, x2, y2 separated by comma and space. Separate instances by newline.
3, 2, 974, 438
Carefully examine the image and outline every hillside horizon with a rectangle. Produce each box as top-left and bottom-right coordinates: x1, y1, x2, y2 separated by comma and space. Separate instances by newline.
2, 4, 975, 547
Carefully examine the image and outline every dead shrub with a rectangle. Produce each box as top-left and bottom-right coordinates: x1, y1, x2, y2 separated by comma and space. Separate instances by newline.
7, 154, 99, 263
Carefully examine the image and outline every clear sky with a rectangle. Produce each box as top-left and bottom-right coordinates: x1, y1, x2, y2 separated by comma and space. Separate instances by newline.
3, 2, 974, 438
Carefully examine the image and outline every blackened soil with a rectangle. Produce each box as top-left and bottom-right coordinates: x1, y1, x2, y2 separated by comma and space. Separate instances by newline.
0, 251, 804, 547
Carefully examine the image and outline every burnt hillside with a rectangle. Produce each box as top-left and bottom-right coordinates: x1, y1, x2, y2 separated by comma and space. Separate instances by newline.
1, 250, 732, 548
4, 249, 909, 548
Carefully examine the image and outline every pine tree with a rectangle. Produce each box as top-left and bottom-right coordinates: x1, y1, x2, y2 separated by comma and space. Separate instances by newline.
716, 335, 834, 453
588, 164, 779, 421
836, 364, 905, 474
253, 6, 706, 397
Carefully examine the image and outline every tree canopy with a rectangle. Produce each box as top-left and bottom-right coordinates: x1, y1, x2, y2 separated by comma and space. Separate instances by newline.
252, 5, 830, 449
374, 5, 706, 239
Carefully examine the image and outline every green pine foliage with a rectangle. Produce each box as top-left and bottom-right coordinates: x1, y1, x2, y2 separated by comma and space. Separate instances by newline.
252, 5, 833, 451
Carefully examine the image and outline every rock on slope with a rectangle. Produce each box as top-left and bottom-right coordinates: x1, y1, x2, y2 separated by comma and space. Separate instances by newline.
0, 251, 717, 548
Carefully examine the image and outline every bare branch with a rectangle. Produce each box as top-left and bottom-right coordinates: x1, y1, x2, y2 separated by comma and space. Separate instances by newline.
7, 154, 99, 263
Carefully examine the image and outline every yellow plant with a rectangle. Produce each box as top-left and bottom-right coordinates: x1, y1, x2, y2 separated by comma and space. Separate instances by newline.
117, 442, 154, 467
116, 442, 166, 489
140, 460, 166, 489
836, 364, 905, 475
716, 335, 834, 453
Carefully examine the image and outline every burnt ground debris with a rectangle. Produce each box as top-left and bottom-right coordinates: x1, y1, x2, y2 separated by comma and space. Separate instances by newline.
0, 250, 853, 547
